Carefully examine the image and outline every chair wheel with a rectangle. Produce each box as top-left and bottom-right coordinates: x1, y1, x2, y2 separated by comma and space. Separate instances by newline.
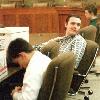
84, 95, 89, 100
84, 79, 89, 83
88, 90, 93, 95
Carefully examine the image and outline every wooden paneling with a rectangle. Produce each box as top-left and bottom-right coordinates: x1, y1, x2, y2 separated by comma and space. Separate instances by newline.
0, 7, 93, 35
3, 14, 16, 26
0, 8, 59, 34
19, 14, 33, 32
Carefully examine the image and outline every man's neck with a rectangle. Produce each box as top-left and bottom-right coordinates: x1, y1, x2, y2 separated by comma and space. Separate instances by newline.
27, 51, 35, 66
65, 33, 69, 37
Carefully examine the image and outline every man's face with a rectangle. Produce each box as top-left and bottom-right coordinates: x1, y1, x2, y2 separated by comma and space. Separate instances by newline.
65, 17, 81, 36
12, 52, 28, 69
85, 10, 92, 19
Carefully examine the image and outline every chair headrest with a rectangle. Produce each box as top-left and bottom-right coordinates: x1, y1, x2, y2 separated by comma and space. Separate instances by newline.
79, 25, 97, 41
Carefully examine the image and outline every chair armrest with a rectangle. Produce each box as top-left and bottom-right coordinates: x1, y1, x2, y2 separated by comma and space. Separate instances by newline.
73, 71, 86, 77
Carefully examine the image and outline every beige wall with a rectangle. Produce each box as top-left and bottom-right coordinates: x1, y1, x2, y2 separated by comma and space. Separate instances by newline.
0, 0, 34, 7
0, 0, 100, 7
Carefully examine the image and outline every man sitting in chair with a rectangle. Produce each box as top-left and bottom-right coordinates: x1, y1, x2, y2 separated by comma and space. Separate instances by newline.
84, 4, 100, 54
84, 4, 98, 27
36, 14, 86, 69
7, 38, 51, 100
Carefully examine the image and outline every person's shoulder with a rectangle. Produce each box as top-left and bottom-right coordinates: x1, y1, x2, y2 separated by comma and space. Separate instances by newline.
33, 51, 51, 62
96, 15, 100, 25
34, 50, 45, 56
75, 34, 86, 42
75, 34, 84, 38
74, 35, 87, 47
36, 50, 51, 58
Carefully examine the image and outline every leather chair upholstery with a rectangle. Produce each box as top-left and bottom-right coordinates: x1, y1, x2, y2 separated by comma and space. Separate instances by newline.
69, 40, 99, 95
77, 40, 99, 75
40, 41, 60, 59
95, 23, 100, 51
37, 52, 75, 100
79, 25, 97, 41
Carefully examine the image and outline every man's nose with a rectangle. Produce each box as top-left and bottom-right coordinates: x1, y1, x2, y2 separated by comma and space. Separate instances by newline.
73, 24, 78, 28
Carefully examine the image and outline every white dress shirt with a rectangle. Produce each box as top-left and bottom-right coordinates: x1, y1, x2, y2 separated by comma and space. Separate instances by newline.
13, 51, 51, 100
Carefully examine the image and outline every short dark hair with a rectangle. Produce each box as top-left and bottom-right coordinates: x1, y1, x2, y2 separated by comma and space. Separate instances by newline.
66, 14, 81, 23
85, 4, 97, 16
7, 38, 34, 59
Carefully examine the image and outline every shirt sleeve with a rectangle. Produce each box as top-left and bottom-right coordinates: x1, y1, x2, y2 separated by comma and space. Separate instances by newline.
32, 37, 62, 50
13, 92, 24, 100
12, 69, 43, 100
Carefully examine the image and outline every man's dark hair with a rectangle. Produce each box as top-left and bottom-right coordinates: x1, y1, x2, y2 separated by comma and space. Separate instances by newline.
85, 4, 97, 16
7, 38, 34, 59
66, 14, 81, 23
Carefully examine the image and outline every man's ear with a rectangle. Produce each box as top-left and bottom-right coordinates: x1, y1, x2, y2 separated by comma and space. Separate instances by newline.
19, 52, 27, 58
65, 23, 67, 30
65, 22, 68, 28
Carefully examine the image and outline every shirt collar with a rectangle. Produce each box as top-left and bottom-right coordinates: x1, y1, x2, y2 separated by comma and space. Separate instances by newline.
63, 35, 76, 40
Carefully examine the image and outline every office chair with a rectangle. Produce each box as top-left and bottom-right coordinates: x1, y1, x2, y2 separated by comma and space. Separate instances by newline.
95, 22, 100, 55
79, 25, 98, 73
69, 40, 99, 96
79, 25, 97, 41
40, 41, 60, 59
37, 52, 75, 100
96, 14, 100, 46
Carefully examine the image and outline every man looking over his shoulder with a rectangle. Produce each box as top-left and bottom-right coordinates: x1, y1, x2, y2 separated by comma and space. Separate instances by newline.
36, 14, 86, 69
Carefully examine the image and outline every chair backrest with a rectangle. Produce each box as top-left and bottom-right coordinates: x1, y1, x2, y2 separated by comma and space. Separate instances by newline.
69, 40, 99, 95
95, 23, 100, 49
37, 52, 75, 100
79, 25, 97, 41
40, 41, 60, 59
77, 40, 99, 75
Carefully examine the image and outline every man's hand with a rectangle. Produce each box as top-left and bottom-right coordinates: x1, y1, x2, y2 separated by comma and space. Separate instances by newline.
11, 86, 22, 96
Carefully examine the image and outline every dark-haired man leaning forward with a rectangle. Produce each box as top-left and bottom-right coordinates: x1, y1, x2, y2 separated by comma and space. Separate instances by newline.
7, 38, 51, 100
